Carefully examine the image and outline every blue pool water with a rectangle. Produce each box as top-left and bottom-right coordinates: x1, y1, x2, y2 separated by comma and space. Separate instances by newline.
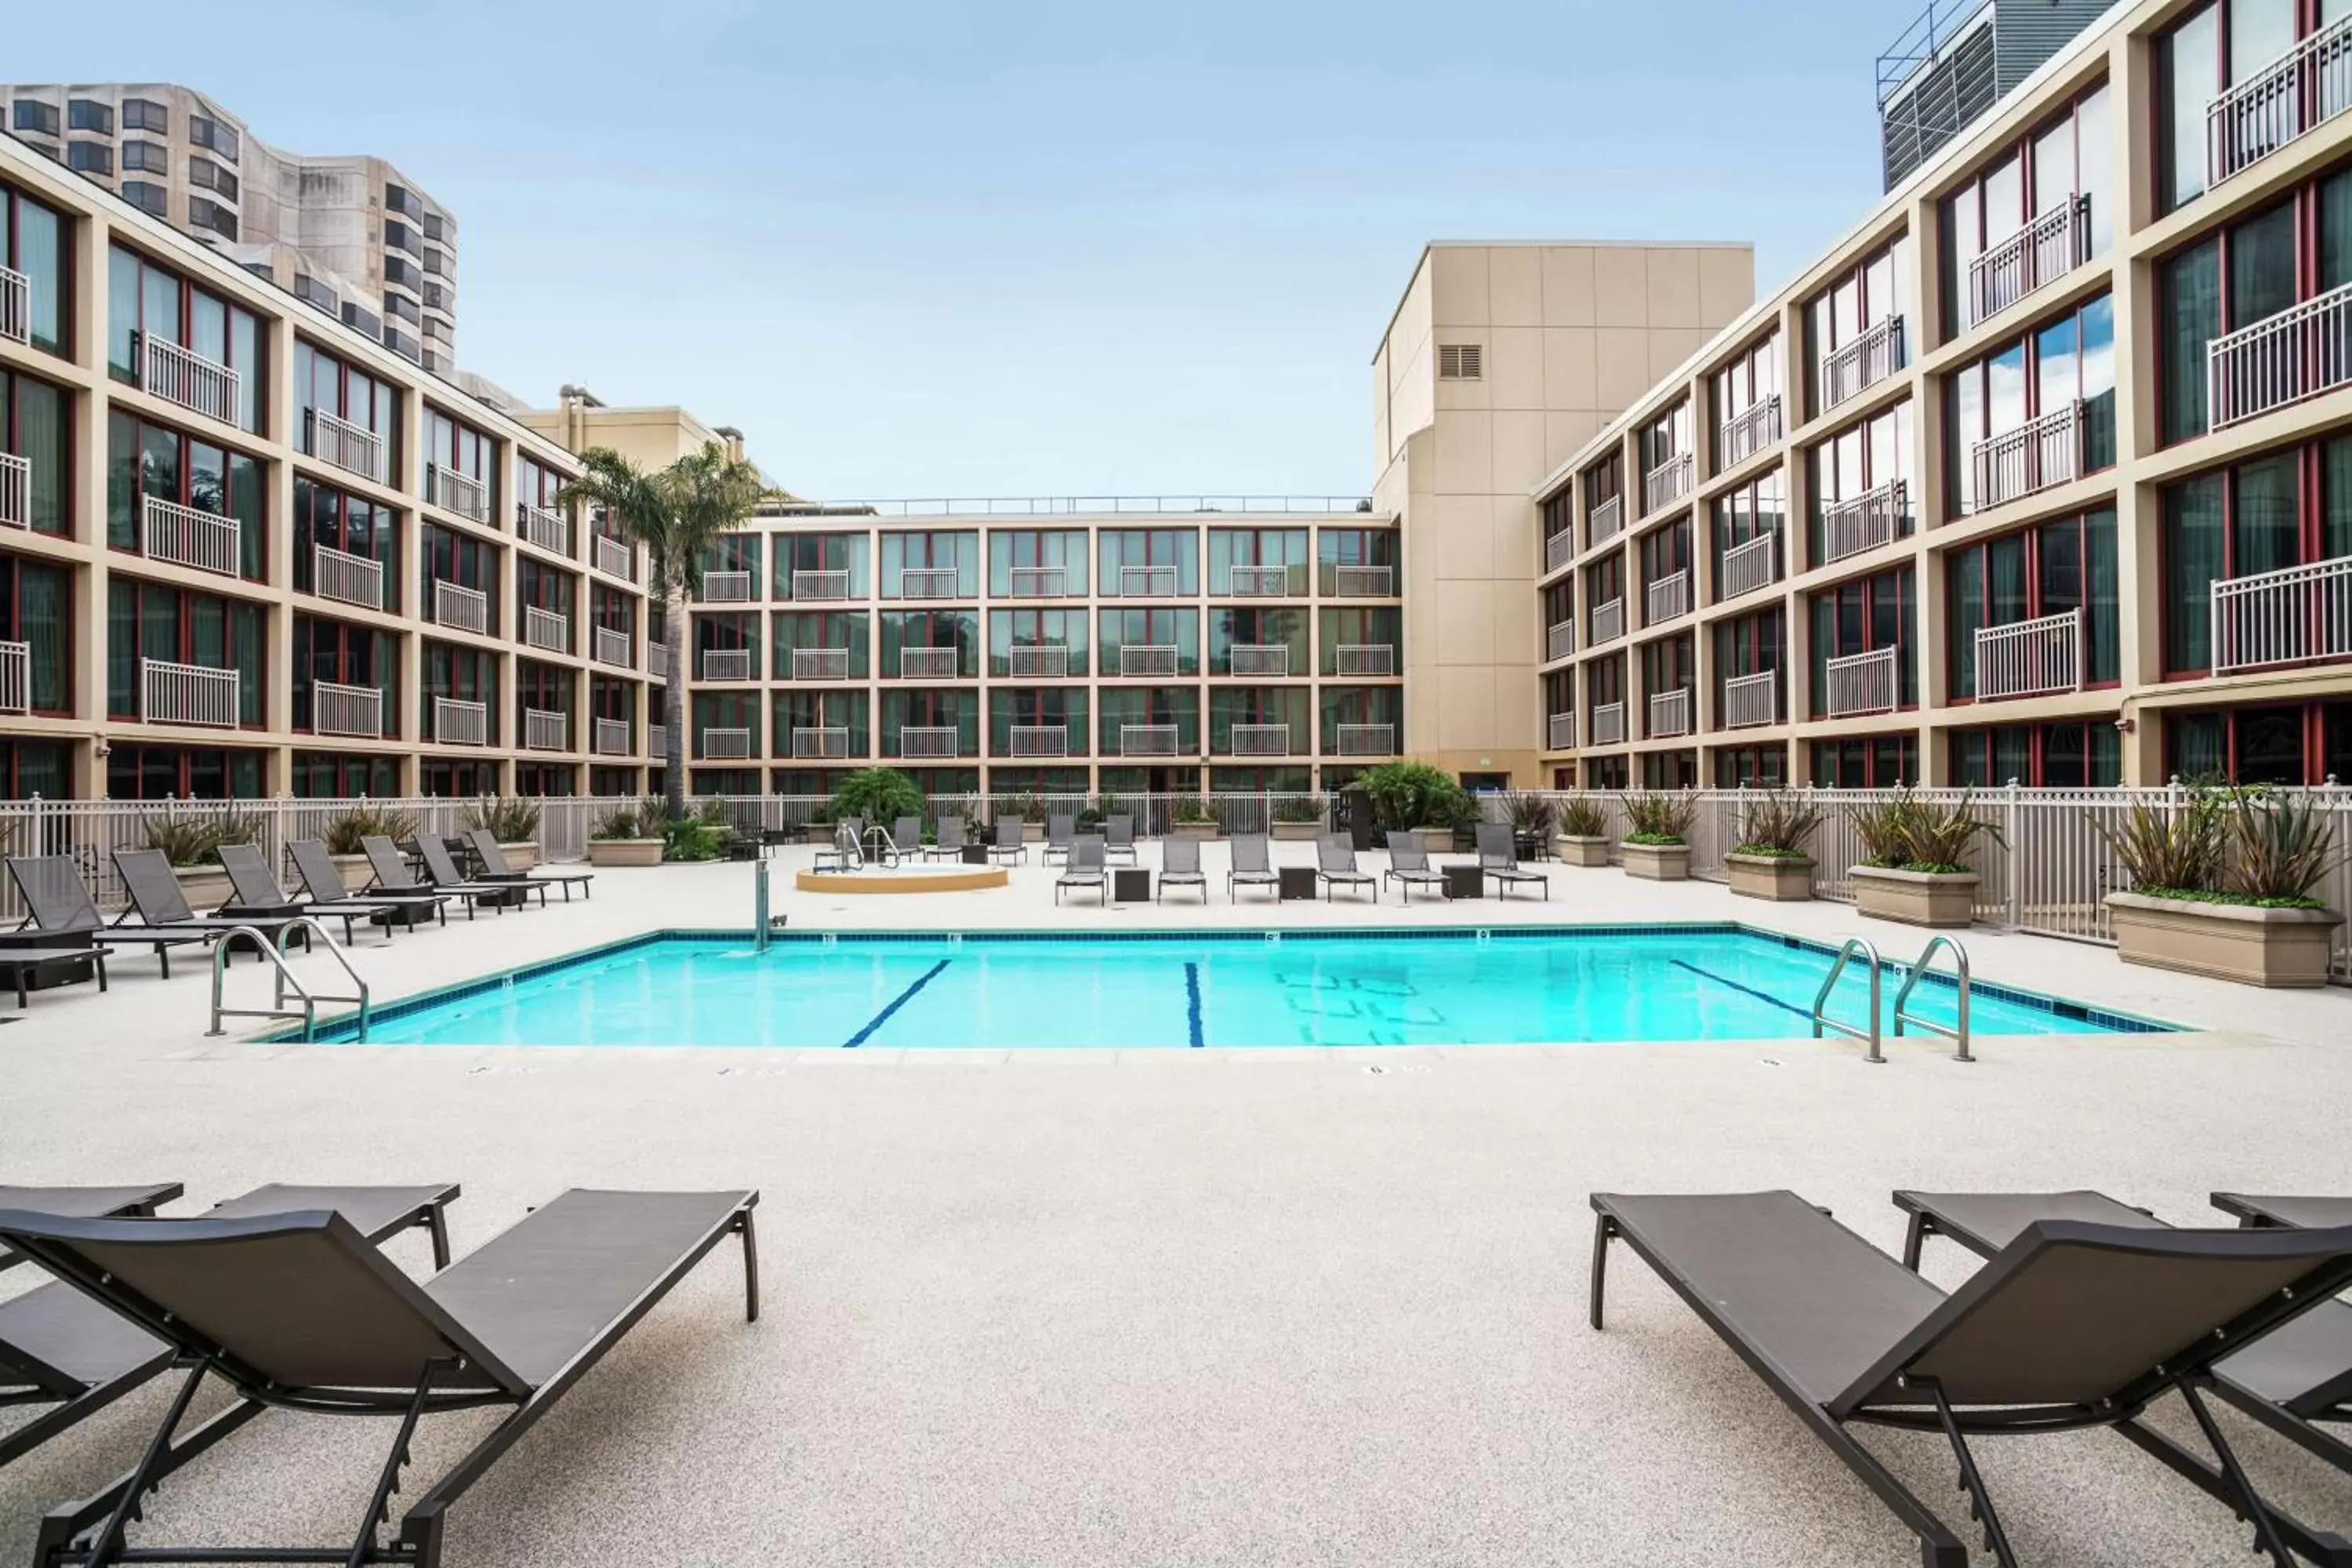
330, 929, 2166, 1048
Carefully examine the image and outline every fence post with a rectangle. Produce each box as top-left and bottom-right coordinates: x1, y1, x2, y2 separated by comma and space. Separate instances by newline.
2004, 778, 2023, 928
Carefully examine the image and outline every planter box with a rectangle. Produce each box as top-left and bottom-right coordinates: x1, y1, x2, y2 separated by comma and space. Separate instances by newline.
495, 840, 540, 871
1417, 826, 1455, 855
1172, 822, 1222, 841
1727, 853, 1814, 902
1555, 834, 1611, 868
1621, 841, 1689, 881
1852, 865, 1978, 928
587, 838, 665, 868
173, 864, 235, 915
2106, 892, 2343, 989
801, 823, 837, 845
1271, 821, 1325, 841
330, 852, 375, 888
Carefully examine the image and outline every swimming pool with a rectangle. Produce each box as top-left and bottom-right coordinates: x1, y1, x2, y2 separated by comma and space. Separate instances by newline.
318, 927, 2169, 1047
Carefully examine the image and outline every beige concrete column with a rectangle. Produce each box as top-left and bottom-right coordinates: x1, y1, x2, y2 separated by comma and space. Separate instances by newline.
74, 216, 114, 797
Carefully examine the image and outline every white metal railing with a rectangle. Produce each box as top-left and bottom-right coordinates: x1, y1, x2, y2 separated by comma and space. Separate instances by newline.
1333, 722, 1395, 756
523, 606, 571, 655
1975, 609, 2082, 700
1229, 723, 1291, 757
794, 647, 851, 681
1589, 495, 1624, 546
593, 717, 630, 756
1547, 620, 1577, 662
898, 726, 962, 759
433, 579, 488, 634
703, 726, 753, 760
1719, 394, 1782, 467
1229, 644, 1290, 677
311, 680, 381, 739
1011, 724, 1069, 757
433, 696, 488, 746
519, 503, 571, 557
792, 568, 849, 600
1332, 564, 1394, 597
2208, 280, 2352, 429
0, 264, 26, 345
524, 707, 569, 752
1823, 479, 1907, 564
1719, 531, 1778, 599
1119, 723, 1181, 756
140, 333, 239, 424
901, 646, 960, 679
1008, 644, 1069, 678
647, 642, 670, 680
0, 451, 26, 529
1548, 711, 1576, 750
594, 625, 633, 669
1227, 564, 1292, 597
1722, 670, 1779, 729
0, 640, 29, 713
1648, 688, 1693, 739
1335, 643, 1395, 677
1642, 451, 1693, 515
1820, 315, 1905, 412
702, 648, 753, 681
896, 567, 960, 598
1825, 645, 1900, 718
1544, 529, 1576, 575
2212, 554, 2352, 672
1646, 568, 1690, 626
1116, 564, 1179, 597
426, 464, 490, 525
307, 408, 383, 482
594, 534, 635, 581
313, 544, 384, 610
1120, 644, 1179, 677
1970, 401, 2081, 513
2208, 14, 2352, 186
1007, 566, 1068, 597
648, 722, 668, 757
142, 495, 241, 576
701, 569, 754, 603
1588, 702, 1626, 746
1967, 198, 2087, 326
790, 727, 848, 760
1590, 597, 1625, 645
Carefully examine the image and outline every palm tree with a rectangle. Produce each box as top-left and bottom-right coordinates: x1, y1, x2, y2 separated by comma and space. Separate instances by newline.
560, 442, 773, 822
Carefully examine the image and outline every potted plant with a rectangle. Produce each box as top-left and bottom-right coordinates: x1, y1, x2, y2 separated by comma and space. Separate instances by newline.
1502, 790, 1558, 861
1849, 788, 1998, 927
586, 804, 665, 867
459, 797, 543, 869
2102, 786, 2346, 987
660, 814, 725, 862
1172, 798, 1221, 840
1726, 790, 1826, 902
321, 803, 421, 884
1620, 790, 1697, 880
143, 808, 263, 912
1271, 793, 1328, 841
1356, 760, 1472, 855
1554, 795, 1611, 866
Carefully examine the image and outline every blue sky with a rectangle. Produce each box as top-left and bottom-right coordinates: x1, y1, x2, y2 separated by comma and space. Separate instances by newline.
20, 0, 1911, 496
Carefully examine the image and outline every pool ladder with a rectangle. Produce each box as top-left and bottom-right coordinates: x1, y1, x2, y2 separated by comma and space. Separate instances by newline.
1811, 936, 1973, 1064
207, 919, 371, 1043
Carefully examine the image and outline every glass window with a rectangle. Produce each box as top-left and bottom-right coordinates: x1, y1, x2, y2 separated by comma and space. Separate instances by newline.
13, 101, 60, 137
2161, 5, 2221, 213
66, 141, 112, 176
67, 100, 112, 133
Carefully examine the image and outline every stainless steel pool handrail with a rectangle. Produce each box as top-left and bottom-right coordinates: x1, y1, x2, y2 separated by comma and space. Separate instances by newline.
1893, 935, 1974, 1062
207, 919, 371, 1042
1812, 937, 1884, 1063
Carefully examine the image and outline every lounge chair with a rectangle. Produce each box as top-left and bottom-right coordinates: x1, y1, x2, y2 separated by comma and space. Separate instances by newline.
288, 839, 448, 931
1590, 1189, 2352, 1568
924, 815, 969, 861
8, 855, 221, 978
887, 815, 923, 865
1042, 812, 1078, 866
988, 818, 1029, 866
1475, 822, 1548, 900
361, 836, 503, 919
1382, 832, 1449, 902
0, 1187, 756, 1568
1055, 834, 1109, 905
0, 938, 106, 1009
2213, 1192, 2352, 1230
216, 842, 390, 944
1316, 834, 1374, 902
416, 835, 546, 909
0, 1183, 457, 1476
813, 819, 863, 873
1103, 814, 1138, 865
113, 848, 313, 956
463, 829, 594, 902
1228, 833, 1279, 901
1159, 835, 1207, 902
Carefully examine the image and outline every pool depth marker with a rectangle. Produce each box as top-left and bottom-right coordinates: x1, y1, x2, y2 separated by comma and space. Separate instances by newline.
1184, 962, 1204, 1047
843, 959, 953, 1048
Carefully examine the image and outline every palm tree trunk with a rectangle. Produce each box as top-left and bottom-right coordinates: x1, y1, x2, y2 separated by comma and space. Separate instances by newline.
662, 567, 688, 822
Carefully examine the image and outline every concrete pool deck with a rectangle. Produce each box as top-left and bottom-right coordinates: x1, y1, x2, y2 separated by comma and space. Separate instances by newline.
2, 839, 2349, 1565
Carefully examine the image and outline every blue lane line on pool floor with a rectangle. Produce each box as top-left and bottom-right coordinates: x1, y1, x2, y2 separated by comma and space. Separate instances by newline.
1184, 962, 1204, 1047
1669, 959, 1813, 1021
844, 960, 953, 1047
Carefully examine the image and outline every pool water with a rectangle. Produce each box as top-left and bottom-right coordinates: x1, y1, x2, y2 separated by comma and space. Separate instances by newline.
334, 929, 2165, 1048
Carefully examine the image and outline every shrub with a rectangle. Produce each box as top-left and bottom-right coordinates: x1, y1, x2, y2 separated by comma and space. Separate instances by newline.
661, 818, 724, 862
592, 806, 648, 841
830, 767, 924, 827
2097, 794, 2229, 896
1555, 795, 1609, 837
1623, 790, 1698, 845
1502, 790, 1558, 837
1174, 797, 1218, 825
143, 807, 263, 867
1849, 787, 2002, 874
1273, 793, 1327, 825
1733, 791, 1826, 859
1849, 794, 1917, 869
322, 803, 422, 856
2226, 790, 2345, 906
1356, 760, 1472, 832
460, 796, 542, 843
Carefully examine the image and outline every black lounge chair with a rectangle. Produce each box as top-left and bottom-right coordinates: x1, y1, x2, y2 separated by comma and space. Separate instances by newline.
923, 815, 968, 861
1227, 833, 1279, 901
1590, 1189, 2352, 1568
288, 839, 448, 931
463, 829, 594, 901
1475, 822, 1548, 900
987, 817, 1028, 866
1159, 835, 1207, 902
112, 848, 312, 956
0, 940, 106, 1008
0, 1187, 756, 1568
8, 855, 220, 978
2214, 1192, 2352, 1230
1382, 832, 1448, 902
1055, 834, 1108, 905
216, 842, 391, 944
880, 815, 920, 865
1042, 812, 1078, 866
1315, 835, 1374, 902
361, 836, 503, 919
415, 835, 544, 909
0, 1183, 456, 1478
1103, 814, 1138, 865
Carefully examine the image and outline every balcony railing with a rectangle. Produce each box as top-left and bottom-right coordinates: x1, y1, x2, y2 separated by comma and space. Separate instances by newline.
1718, 394, 1782, 468
793, 647, 851, 681
594, 625, 633, 669
1229, 723, 1290, 757
2209, 13, 2352, 187
426, 464, 491, 525
594, 535, 635, 581
702, 727, 753, 760
1645, 568, 1690, 626
1227, 564, 1292, 597
1546, 620, 1577, 662
791, 727, 848, 760
1642, 451, 1693, 515
142, 659, 240, 728
0, 264, 26, 345
1722, 670, 1779, 729
1589, 495, 1624, 546
140, 334, 239, 424
1719, 531, 1778, 600
2208, 280, 2352, 429
792, 568, 851, 600
1331, 564, 1394, 597
1008, 644, 1069, 678
1967, 198, 2088, 326
1332, 723, 1395, 757
1120, 644, 1179, 677
648, 723, 668, 757
593, 717, 631, 757
1647, 688, 1693, 739
2212, 554, 2352, 673
314, 544, 384, 611
896, 567, 960, 598
433, 696, 488, 746
524, 708, 569, 752
898, 726, 964, 759
519, 503, 571, 557
0, 451, 26, 529
1335, 643, 1395, 677
143, 496, 241, 576
523, 606, 571, 655
1547, 711, 1576, 750
1114, 564, 1178, 598
1969, 401, 2081, 513
0, 640, 27, 713
1588, 702, 1626, 746
433, 579, 488, 635
1544, 529, 1576, 575
1824, 645, 1900, 718
310, 680, 382, 739
1119, 723, 1181, 757
1820, 315, 1906, 412
1975, 608, 2082, 700
1007, 566, 1069, 597
1228, 644, 1290, 677
1590, 597, 1624, 645
1011, 724, 1068, 758
1822, 479, 1907, 564
307, 408, 383, 483
701, 648, 753, 681
647, 642, 670, 680
901, 647, 960, 679
701, 569, 753, 603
